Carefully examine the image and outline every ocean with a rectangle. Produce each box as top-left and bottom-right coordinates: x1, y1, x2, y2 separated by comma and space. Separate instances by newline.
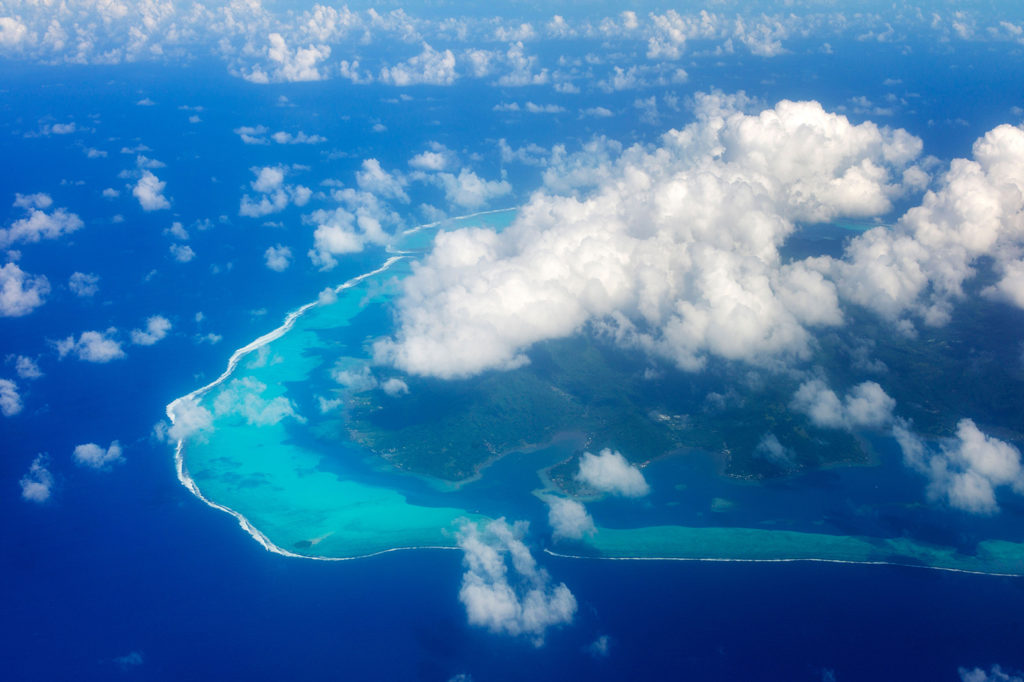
3, 33, 1024, 681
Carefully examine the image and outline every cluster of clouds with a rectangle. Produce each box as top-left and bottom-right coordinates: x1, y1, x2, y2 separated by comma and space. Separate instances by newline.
73, 440, 123, 469
20, 437, 125, 504
373, 96, 1024, 388
288, 153, 508, 270
374, 94, 927, 379
896, 419, 1024, 515
543, 448, 650, 541
234, 125, 326, 146
961, 665, 1024, 682
1, 194, 83, 317
1, 355, 42, 419
54, 316, 171, 363
788, 376, 1024, 515
19, 454, 53, 502
239, 166, 311, 219
1, 3, 1016, 89
457, 518, 576, 645
791, 379, 896, 431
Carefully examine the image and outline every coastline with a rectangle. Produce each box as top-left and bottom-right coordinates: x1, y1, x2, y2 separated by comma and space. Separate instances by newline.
543, 548, 1023, 579
162, 233, 1024, 579
163, 255, 466, 562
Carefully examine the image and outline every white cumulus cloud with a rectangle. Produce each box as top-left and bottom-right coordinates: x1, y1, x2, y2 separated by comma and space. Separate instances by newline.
68, 271, 99, 297
13, 355, 42, 379
20, 455, 53, 503
264, 244, 292, 271
896, 418, 1024, 515
73, 440, 123, 469
373, 96, 923, 379
545, 496, 596, 540
457, 518, 577, 646
133, 170, 170, 211
379, 43, 457, 86
1, 194, 83, 247
576, 448, 650, 497
791, 379, 895, 430
0, 377, 22, 416
0, 263, 49, 316
167, 396, 214, 442
130, 315, 171, 345
56, 329, 125, 363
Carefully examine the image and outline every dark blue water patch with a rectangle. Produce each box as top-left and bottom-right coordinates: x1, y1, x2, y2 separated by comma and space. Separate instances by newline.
583, 436, 1024, 551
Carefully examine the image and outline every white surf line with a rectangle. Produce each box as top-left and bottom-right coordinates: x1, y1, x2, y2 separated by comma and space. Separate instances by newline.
543, 548, 1023, 578
398, 205, 519, 237
165, 255, 463, 562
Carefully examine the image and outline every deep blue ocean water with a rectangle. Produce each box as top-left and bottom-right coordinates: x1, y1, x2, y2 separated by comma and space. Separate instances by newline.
3, 36, 1024, 681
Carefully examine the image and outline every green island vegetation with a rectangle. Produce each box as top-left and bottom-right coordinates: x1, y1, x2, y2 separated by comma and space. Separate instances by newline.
341, 284, 1023, 489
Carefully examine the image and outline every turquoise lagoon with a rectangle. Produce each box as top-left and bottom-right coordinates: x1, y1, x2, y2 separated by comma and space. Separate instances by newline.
168, 210, 1024, 574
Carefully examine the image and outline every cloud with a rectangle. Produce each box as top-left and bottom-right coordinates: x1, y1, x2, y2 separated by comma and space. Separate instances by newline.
587, 635, 611, 658
495, 42, 547, 86
494, 102, 565, 114
356, 159, 408, 201
960, 665, 1024, 682
212, 377, 303, 426
271, 130, 326, 144
264, 244, 292, 271
235, 126, 326, 145
755, 432, 794, 465
306, 187, 395, 269
0, 263, 49, 316
245, 33, 330, 83
167, 396, 214, 442
332, 363, 378, 393
20, 455, 53, 503
135, 154, 164, 169
0, 194, 83, 247
0, 16, 28, 48
56, 329, 125, 363
169, 244, 195, 262
431, 169, 511, 210
409, 143, 455, 171
0, 378, 22, 416
381, 377, 409, 396
545, 496, 595, 540
234, 125, 269, 145
166, 221, 189, 240
239, 166, 311, 218
133, 170, 170, 211
457, 518, 576, 645
114, 652, 144, 671
68, 271, 99, 297
576, 448, 650, 497
373, 96, 923, 379
822, 123, 1024, 326
896, 418, 1024, 515
73, 440, 123, 469
379, 43, 456, 86
13, 355, 42, 379
791, 379, 895, 430
130, 315, 171, 345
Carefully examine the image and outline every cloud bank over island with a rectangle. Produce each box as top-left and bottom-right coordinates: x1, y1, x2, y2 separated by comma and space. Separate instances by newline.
374, 95, 928, 379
